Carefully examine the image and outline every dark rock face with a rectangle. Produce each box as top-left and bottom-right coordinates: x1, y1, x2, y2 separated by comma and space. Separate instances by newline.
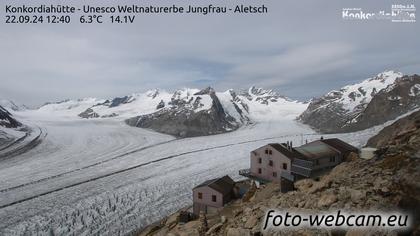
78, 108, 99, 119
156, 100, 165, 109
101, 113, 118, 118
366, 109, 420, 150
109, 96, 131, 108
126, 87, 239, 138
0, 105, 21, 128
299, 99, 349, 133
300, 74, 420, 133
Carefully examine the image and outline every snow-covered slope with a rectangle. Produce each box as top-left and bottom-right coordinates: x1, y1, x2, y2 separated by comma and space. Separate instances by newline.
299, 70, 420, 133
36, 98, 105, 118
34, 87, 307, 134
231, 87, 307, 122
0, 100, 27, 112
333, 70, 403, 112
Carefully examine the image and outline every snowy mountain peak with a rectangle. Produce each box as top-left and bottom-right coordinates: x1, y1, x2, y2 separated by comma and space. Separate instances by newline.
328, 70, 404, 112
371, 70, 403, 82
300, 71, 419, 133
247, 86, 275, 97
0, 99, 27, 111
146, 89, 160, 99
194, 86, 215, 95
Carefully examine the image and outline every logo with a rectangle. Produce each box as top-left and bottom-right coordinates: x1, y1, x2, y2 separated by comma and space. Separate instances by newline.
342, 4, 416, 22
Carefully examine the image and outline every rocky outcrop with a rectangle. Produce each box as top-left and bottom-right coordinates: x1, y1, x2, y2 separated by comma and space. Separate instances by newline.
299, 71, 420, 133
142, 157, 420, 236
0, 105, 21, 128
156, 100, 165, 109
78, 108, 99, 119
349, 75, 420, 132
109, 96, 132, 108
126, 87, 239, 138
366, 110, 420, 153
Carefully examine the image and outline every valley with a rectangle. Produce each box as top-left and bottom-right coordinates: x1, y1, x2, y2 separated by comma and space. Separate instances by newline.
0, 111, 320, 235
0, 70, 418, 235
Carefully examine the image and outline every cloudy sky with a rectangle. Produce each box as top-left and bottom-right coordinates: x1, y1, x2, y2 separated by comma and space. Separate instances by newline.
1, 0, 419, 106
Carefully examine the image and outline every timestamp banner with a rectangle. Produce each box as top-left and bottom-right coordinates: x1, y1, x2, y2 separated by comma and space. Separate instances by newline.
4, 3, 269, 24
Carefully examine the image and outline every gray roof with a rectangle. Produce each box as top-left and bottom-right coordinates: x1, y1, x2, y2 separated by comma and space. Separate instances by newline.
295, 140, 339, 160
268, 143, 306, 159
193, 175, 235, 195
320, 138, 358, 154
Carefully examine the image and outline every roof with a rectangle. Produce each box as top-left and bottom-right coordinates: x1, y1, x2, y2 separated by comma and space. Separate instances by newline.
268, 143, 306, 159
320, 138, 358, 154
295, 140, 339, 160
193, 175, 235, 195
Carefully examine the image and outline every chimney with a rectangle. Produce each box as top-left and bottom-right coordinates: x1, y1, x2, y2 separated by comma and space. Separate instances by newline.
286, 141, 289, 148
290, 141, 293, 148
305, 139, 308, 144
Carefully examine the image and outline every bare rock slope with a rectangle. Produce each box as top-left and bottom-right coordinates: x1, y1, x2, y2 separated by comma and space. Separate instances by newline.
125, 87, 239, 138
0, 105, 21, 128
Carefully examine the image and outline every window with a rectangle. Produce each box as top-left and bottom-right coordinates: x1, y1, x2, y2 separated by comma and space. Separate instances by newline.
330, 156, 336, 162
258, 158, 262, 164
269, 160, 273, 166
315, 160, 319, 165
283, 163, 287, 170
258, 168, 262, 174
272, 172, 277, 177
265, 149, 269, 154
212, 195, 217, 202
198, 192, 203, 199
269, 150, 272, 155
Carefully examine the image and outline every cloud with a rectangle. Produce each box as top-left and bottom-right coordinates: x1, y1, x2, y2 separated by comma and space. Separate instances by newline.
0, 0, 419, 106
224, 42, 355, 87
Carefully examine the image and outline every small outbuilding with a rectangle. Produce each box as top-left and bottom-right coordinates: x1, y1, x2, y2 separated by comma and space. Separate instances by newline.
192, 175, 235, 216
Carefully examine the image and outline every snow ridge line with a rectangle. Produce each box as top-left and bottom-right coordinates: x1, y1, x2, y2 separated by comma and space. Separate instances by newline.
0, 133, 318, 209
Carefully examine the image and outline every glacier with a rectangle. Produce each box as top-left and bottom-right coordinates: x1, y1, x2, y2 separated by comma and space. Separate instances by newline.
0, 86, 393, 235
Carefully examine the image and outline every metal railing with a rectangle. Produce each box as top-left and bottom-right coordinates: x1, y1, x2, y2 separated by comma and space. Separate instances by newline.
291, 165, 312, 177
281, 171, 295, 182
238, 168, 251, 177
293, 158, 313, 168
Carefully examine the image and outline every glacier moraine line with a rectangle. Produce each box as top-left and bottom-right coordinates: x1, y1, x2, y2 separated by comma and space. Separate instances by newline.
0, 133, 318, 209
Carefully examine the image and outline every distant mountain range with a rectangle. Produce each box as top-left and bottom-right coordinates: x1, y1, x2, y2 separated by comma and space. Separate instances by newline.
3, 70, 419, 137
299, 70, 420, 133
34, 86, 306, 137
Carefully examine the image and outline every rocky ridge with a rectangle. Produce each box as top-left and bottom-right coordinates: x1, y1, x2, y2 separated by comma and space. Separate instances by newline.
299, 71, 420, 133
125, 87, 239, 138
0, 105, 21, 128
